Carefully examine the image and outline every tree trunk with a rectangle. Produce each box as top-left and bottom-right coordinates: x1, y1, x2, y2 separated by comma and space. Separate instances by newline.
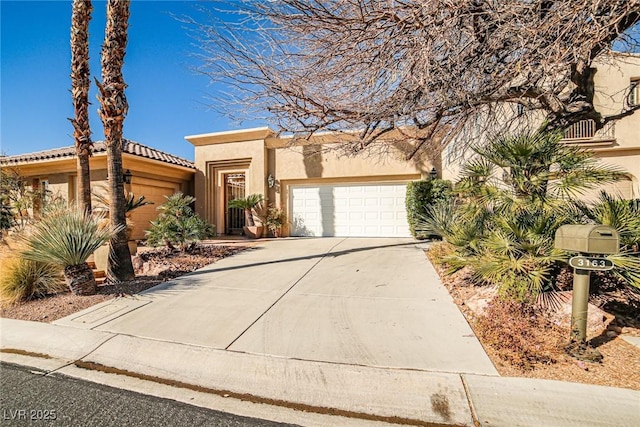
97, 0, 134, 282
70, 0, 93, 212
64, 263, 97, 296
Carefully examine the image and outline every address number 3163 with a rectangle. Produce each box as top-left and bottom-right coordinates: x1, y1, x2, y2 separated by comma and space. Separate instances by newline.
569, 256, 614, 271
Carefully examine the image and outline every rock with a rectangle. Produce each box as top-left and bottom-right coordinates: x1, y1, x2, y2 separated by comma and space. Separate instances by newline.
605, 330, 618, 338
544, 291, 614, 337
607, 324, 623, 333
131, 255, 144, 271
464, 286, 499, 317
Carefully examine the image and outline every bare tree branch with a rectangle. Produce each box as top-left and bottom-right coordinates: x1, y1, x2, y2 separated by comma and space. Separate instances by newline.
187, 0, 640, 159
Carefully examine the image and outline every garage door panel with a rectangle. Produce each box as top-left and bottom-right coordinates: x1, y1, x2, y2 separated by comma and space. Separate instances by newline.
290, 183, 410, 238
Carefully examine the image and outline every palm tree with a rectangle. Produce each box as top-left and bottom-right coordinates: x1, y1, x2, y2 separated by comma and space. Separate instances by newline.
21, 207, 122, 295
227, 194, 264, 227
69, 0, 93, 212
96, 0, 134, 282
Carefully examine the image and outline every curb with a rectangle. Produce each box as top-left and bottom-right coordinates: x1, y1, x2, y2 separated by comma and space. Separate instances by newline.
2, 318, 639, 427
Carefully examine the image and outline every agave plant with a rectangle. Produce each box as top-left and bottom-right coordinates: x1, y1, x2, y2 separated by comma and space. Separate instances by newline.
20, 206, 123, 295
227, 194, 264, 227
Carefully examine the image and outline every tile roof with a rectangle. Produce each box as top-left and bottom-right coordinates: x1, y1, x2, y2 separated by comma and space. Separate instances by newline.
0, 140, 194, 169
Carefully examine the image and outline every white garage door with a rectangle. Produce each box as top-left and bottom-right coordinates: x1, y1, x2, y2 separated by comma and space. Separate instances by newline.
290, 183, 411, 237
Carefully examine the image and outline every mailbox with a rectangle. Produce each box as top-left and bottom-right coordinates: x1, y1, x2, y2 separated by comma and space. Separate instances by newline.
554, 225, 619, 254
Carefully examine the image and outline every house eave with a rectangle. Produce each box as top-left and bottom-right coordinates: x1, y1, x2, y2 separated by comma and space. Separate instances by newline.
185, 127, 275, 146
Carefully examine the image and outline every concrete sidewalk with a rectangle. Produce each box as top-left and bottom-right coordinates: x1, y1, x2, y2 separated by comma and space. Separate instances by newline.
2, 238, 639, 426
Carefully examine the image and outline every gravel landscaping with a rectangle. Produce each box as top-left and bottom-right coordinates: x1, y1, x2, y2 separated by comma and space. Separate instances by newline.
0, 244, 248, 323
427, 244, 640, 391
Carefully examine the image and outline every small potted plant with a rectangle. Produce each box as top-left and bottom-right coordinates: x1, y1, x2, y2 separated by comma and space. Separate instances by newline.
227, 194, 264, 238
266, 207, 287, 237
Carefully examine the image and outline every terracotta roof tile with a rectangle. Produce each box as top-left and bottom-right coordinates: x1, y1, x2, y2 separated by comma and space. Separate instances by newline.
0, 140, 194, 169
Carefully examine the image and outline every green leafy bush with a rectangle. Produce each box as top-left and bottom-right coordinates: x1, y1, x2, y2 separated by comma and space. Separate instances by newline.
145, 192, 214, 251
0, 204, 14, 233
265, 206, 287, 236
405, 179, 452, 239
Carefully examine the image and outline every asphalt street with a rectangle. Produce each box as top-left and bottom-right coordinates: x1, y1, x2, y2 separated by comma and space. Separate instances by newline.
0, 363, 295, 427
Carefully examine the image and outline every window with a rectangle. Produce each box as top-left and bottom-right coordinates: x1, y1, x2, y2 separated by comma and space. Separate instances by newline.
630, 78, 640, 106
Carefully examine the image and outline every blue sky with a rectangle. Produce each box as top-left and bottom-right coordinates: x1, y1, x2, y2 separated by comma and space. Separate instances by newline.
2, 2, 638, 162
1, 0, 255, 161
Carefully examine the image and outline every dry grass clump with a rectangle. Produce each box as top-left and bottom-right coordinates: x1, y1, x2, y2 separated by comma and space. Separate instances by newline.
0, 241, 65, 307
426, 241, 456, 265
475, 298, 567, 370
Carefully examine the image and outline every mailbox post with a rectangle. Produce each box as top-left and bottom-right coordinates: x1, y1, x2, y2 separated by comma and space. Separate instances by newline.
554, 225, 619, 346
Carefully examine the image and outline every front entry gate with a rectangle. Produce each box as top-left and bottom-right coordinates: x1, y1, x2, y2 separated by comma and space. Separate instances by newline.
224, 173, 246, 235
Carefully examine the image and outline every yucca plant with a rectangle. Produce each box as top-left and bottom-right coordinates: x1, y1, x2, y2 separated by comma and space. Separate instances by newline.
20, 206, 123, 295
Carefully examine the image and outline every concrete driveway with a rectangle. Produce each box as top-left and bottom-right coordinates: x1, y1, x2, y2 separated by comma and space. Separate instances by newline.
56, 238, 497, 376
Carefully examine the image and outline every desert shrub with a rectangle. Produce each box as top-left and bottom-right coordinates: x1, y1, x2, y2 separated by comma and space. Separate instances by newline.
475, 298, 566, 370
21, 207, 115, 267
0, 204, 14, 233
405, 179, 452, 239
20, 206, 120, 296
423, 129, 628, 301
426, 241, 457, 267
265, 206, 287, 236
0, 256, 64, 306
145, 192, 215, 251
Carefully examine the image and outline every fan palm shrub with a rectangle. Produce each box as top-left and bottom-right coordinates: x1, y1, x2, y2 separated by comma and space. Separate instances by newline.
227, 194, 264, 227
145, 192, 214, 251
93, 186, 153, 239
575, 191, 640, 287
20, 206, 122, 295
419, 129, 627, 301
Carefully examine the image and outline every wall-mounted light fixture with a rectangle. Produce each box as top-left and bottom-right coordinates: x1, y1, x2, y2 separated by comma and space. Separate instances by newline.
123, 169, 133, 184
429, 167, 438, 180
267, 173, 275, 188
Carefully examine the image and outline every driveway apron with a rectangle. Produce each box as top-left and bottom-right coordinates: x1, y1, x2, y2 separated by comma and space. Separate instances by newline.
82, 238, 497, 375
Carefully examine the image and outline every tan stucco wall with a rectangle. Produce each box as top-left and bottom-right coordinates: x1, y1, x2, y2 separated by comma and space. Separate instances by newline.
193, 138, 267, 227
3, 154, 194, 240
188, 129, 436, 236
573, 55, 639, 197
442, 54, 640, 198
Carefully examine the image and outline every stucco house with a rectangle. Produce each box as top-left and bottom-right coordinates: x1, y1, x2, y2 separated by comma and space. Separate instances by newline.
188, 54, 639, 239
442, 53, 640, 198
186, 128, 438, 237
0, 140, 195, 240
